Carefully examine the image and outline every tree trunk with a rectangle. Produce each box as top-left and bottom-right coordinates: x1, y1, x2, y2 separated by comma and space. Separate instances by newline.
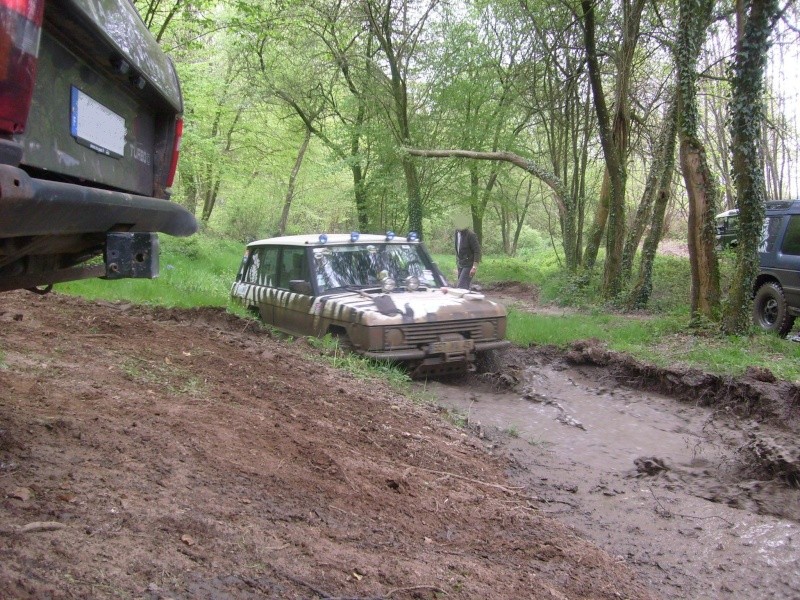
622, 92, 679, 280
201, 107, 242, 223
351, 100, 369, 230
627, 98, 679, 309
278, 128, 312, 236
582, 171, 610, 270
582, 0, 641, 298
723, 0, 781, 334
676, 0, 720, 322
363, 0, 430, 238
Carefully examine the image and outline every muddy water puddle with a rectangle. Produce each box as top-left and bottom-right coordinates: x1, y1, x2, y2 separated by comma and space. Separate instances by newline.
424, 363, 800, 600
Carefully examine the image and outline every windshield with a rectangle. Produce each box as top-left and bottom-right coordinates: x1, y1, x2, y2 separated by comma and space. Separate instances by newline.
312, 243, 440, 292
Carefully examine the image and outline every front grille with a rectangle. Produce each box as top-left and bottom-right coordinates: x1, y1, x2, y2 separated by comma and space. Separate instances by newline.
388, 319, 496, 350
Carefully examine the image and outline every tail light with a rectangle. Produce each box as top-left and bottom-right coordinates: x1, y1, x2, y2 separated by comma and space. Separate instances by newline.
0, 0, 45, 134
166, 117, 182, 187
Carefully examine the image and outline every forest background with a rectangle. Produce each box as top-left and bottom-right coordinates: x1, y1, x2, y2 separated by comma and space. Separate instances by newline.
133, 0, 800, 334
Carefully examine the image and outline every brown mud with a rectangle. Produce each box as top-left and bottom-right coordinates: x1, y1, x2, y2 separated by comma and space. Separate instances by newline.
1, 288, 799, 599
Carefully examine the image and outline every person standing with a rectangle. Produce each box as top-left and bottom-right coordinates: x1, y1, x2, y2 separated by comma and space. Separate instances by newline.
454, 214, 481, 289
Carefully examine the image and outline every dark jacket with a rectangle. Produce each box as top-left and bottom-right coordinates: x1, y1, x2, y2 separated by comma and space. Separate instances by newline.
454, 228, 481, 269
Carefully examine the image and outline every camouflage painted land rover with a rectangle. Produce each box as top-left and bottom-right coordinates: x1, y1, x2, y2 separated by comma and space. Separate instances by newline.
0, 0, 196, 292
231, 233, 510, 377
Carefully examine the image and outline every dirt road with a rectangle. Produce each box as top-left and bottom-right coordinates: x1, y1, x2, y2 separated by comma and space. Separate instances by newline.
1, 290, 798, 599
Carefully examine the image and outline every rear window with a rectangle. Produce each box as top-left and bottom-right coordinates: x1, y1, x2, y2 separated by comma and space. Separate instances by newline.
781, 215, 800, 256
760, 217, 783, 253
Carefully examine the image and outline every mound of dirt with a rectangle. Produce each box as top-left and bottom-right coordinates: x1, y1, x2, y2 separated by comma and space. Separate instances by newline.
0, 291, 654, 599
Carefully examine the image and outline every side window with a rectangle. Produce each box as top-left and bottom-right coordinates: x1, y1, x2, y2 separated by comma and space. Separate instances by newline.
781, 215, 800, 256
277, 248, 309, 289
760, 216, 783, 253
244, 251, 260, 283
244, 247, 278, 286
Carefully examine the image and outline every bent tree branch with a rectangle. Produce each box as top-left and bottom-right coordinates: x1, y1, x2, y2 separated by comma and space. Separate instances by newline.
404, 148, 569, 216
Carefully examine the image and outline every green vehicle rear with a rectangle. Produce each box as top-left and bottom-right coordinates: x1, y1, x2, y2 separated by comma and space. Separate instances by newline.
0, 0, 196, 293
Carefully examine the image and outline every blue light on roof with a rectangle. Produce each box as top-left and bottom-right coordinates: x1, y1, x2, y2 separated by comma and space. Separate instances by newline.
350, 231, 360, 242
408, 231, 419, 242
318, 234, 328, 244
386, 231, 395, 241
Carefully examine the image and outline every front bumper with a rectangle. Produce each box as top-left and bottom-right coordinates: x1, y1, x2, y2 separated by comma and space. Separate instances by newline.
361, 339, 511, 362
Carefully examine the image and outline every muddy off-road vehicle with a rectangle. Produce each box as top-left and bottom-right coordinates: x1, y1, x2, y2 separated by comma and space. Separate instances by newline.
231, 233, 510, 377
0, 0, 196, 293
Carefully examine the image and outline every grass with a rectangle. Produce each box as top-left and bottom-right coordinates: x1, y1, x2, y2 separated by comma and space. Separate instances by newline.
51, 232, 800, 383
306, 333, 413, 388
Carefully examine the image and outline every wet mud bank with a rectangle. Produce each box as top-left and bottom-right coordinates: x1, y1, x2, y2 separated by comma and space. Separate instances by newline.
427, 341, 800, 599
515, 341, 800, 488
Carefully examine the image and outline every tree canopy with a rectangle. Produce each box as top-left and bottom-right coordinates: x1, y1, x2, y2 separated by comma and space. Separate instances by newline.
135, 0, 800, 333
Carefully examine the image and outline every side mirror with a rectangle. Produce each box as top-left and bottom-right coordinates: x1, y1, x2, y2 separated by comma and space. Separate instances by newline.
289, 280, 313, 295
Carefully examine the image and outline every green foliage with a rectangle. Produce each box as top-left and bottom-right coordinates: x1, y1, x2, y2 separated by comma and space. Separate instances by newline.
506, 309, 673, 349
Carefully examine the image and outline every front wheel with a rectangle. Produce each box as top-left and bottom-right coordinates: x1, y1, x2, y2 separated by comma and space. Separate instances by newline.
753, 282, 795, 337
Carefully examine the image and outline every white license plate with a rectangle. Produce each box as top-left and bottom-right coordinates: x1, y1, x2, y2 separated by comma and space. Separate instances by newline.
70, 87, 126, 158
430, 339, 474, 354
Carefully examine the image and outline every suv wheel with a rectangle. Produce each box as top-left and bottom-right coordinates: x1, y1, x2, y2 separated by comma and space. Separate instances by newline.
753, 282, 796, 337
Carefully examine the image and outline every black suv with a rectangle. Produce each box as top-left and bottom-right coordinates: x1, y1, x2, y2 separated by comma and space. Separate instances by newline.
752, 200, 800, 337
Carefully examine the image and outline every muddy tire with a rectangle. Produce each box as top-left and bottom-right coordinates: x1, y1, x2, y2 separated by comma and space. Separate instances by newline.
753, 282, 796, 337
331, 331, 353, 353
474, 349, 501, 374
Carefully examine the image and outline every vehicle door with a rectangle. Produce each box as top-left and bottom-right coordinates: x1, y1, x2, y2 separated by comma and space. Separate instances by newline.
777, 215, 800, 308
273, 246, 315, 335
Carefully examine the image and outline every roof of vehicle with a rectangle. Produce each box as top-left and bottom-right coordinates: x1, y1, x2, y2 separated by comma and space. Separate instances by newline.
765, 200, 800, 212
715, 201, 800, 219
247, 234, 416, 247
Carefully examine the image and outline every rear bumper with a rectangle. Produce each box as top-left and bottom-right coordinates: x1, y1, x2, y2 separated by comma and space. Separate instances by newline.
0, 164, 197, 238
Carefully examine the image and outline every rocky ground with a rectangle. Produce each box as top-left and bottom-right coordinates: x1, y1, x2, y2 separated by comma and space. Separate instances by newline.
1, 288, 798, 599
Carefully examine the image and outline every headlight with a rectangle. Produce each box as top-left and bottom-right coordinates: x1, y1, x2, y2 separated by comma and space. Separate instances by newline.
382, 277, 396, 293
385, 328, 405, 347
479, 321, 497, 340
405, 275, 420, 291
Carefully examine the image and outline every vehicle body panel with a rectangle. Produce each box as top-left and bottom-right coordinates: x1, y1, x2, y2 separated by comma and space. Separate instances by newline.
18, 0, 182, 197
758, 206, 800, 317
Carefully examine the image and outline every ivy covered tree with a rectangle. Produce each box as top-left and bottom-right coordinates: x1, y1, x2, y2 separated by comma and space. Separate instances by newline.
676, 0, 721, 323
723, 0, 785, 334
